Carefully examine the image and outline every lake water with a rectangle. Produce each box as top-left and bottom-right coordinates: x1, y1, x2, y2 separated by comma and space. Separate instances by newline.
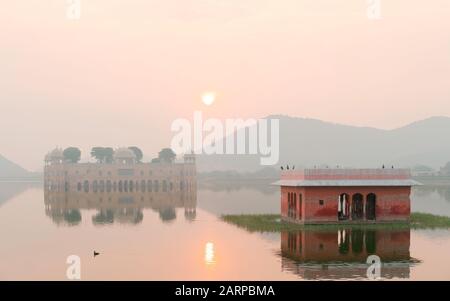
1, 180, 450, 280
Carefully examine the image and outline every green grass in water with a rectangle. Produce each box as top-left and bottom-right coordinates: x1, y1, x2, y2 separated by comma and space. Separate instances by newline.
221, 212, 450, 232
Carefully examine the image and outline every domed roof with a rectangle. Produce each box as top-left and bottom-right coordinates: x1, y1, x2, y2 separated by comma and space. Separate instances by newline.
44, 152, 51, 162
114, 147, 136, 159
49, 148, 64, 159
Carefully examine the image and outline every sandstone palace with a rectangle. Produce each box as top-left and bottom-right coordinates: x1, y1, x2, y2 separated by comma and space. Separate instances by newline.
44, 147, 196, 195
43, 147, 197, 226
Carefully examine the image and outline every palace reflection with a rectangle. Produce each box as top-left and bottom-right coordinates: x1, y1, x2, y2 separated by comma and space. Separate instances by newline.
43, 150, 197, 226
44, 182, 197, 226
280, 228, 415, 280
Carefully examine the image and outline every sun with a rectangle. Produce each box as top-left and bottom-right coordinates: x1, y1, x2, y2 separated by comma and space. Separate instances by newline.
202, 92, 216, 106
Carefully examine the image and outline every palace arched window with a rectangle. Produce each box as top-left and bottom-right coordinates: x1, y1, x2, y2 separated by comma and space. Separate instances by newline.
366, 193, 377, 220
83, 180, 89, 193
148, 180, 153, 192
352, 193, 364, 220
298, 193, 302, 220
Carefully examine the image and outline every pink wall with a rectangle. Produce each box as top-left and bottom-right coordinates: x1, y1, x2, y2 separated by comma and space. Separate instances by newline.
281, 186, 411, 224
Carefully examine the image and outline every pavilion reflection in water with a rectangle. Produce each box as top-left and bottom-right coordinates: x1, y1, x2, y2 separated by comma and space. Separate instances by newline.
44, 184, 197, 226
280, 228, 415, 279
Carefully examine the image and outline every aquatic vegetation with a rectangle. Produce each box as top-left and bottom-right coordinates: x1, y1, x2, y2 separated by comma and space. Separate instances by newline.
221, 213, 450, 233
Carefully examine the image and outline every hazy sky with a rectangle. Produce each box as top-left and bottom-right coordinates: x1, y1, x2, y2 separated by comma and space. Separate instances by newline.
1, 0, 450, 171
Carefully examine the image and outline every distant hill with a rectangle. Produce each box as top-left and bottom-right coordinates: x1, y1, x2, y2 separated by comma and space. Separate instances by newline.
196, 116, 450, 172
0, 154, 39, 179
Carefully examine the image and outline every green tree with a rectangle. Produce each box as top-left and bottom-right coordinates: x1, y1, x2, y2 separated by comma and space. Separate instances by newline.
128, 146, 143, 163
90, 147, 114, 163
103, 147, 114, 163
63, 147, 81, 163
91, 147, 105, 163
158, 148, 176, 163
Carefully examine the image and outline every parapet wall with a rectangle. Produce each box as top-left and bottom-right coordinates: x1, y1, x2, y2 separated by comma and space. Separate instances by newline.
281, 169, 411, 181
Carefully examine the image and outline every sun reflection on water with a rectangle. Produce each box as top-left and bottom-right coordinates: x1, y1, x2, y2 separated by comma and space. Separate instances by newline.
204, 242, 215, 266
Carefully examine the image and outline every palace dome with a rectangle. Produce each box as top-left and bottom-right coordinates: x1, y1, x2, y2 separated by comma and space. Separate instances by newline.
113, 148, 136, 159
44, 152, 51, 162
49, 148, 64, 159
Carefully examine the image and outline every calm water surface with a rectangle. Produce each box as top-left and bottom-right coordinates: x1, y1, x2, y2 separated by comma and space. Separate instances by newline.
1, 181, 450, 280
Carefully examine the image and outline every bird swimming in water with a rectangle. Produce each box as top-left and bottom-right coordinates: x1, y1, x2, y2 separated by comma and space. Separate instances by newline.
94, 251, 100, 257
